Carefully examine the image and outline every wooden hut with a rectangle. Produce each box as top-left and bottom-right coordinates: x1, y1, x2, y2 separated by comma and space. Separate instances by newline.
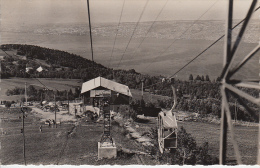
81, 76, 132, 112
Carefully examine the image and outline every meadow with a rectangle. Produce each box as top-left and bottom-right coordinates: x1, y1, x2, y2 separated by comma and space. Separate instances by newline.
134, 117, 258, 165
0, 107, 157, 165
1, 107, 258, 165
0, 78, 82, 102
0, 77, 170, 103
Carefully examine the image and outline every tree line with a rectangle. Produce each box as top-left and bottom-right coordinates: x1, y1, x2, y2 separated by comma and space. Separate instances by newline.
5, 85, 81, 102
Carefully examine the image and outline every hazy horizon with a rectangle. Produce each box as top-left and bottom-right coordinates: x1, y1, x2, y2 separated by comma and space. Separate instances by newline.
2, 0, 259, 25
1, 0, 259, 79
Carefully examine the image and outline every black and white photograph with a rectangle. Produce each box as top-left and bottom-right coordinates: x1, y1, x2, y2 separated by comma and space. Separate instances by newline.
0, 0, 259, 165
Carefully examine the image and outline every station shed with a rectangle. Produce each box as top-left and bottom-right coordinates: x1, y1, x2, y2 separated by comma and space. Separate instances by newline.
81, 76, 132, 112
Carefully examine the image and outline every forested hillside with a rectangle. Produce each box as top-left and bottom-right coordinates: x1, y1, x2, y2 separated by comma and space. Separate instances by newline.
1, 44, 258, 122
1, 44, 220, 96
1, 44, 162, 88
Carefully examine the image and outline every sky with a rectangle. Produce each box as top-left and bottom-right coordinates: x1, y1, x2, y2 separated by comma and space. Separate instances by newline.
1, 0, 259, 28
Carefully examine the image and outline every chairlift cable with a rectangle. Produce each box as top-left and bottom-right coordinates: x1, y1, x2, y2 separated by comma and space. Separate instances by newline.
142, 5, 260, 89
129, 0, 169, 61
141, 0, 219, 72
116, 0, 150, 69
168, 6, 260, 79
108, 0, 126, 68
87, 0, 94, 63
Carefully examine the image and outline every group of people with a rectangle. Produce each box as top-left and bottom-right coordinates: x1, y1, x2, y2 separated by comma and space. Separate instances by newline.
45, 119, 56, 126
39, 119, 61, 132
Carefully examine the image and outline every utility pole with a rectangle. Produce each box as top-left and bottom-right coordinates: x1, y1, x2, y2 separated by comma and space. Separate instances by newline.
235, 100, 237, 123
140, 79, 145, 108
67, 91, 70, 115
25, 82, 27, 107
23, 82, 27, 165
54, 94, 57, 128
22, 107, 26, 165
141, 79, 144, 100
40, 92, 43, 106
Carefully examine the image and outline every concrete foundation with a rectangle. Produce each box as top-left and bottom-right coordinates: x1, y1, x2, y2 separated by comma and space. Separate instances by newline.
98, 142, 117, 159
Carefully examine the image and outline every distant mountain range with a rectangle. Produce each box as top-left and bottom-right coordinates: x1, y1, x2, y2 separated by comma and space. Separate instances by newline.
1, 20, 258, 80
3, 20, 258, 43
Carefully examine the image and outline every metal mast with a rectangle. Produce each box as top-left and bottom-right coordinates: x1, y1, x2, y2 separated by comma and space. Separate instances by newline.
219, 0, 259, 165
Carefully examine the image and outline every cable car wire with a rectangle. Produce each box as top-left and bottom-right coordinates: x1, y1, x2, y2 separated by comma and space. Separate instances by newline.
116, 0, 150, 69
141, 0, 219, 72
167, 6, 260, 79
108, 0, 126, 68
0, 49, 13, 57
142, 5, 260, 89
87, 0, 94, 63
128, 0, 170, 61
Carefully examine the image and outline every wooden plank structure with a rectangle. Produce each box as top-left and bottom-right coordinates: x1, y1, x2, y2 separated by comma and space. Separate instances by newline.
219, 0, 259, 165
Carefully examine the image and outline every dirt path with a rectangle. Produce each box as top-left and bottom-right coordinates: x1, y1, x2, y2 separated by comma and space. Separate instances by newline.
31, 107, 77, 122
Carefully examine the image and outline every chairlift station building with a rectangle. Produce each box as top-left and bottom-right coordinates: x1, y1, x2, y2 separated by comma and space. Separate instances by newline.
81, 76, 132, 111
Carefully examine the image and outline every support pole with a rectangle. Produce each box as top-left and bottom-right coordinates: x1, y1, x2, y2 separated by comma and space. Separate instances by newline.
67, 91, 70, 115
141, 80, 144, 100
41, 92, 43, 106
220, 0, 233, 165
258, 11, 260, 165
22, 108, 26, 165
235, 100, 237, 123
54, 94, 57, 128
220, 90, 227, 165
258, 93, 260, 165
23, 82, 27, 165
25, 82, 27, 107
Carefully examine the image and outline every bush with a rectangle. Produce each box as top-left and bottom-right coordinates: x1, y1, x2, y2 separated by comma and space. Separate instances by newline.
169, 126, 218, 165
129, 108, 137, 121
5, 101, 12, 108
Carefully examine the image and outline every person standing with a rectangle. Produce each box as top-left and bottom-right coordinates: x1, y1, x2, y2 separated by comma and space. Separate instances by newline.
75, 108, 77, 116
39, 125, 42, 133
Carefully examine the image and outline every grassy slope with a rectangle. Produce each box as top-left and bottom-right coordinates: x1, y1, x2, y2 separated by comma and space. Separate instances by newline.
1, 77, 169, 102
178, 122, 258, 164
0, 78, 82, 101
0, 108, 158, 165
2, 108, 257, 165
135, 118, 258, 165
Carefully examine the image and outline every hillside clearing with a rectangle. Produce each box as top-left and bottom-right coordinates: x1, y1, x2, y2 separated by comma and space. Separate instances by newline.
1, 106, 257, 165
1, 78, 169, 103
0, 78, 82, 101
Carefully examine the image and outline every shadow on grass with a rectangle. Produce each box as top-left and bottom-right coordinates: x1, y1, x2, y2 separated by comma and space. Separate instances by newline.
135, 118, 150, 124
117, 150, 135, 158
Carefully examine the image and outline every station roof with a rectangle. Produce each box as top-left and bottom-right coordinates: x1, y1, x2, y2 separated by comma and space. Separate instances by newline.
81, 76, 132, 97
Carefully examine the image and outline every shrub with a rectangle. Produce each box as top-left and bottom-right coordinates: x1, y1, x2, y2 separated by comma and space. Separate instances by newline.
170, 126, 218, 165
5, 101, 12, 108
129, 108, 137, 121
171, 126, 197, 165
